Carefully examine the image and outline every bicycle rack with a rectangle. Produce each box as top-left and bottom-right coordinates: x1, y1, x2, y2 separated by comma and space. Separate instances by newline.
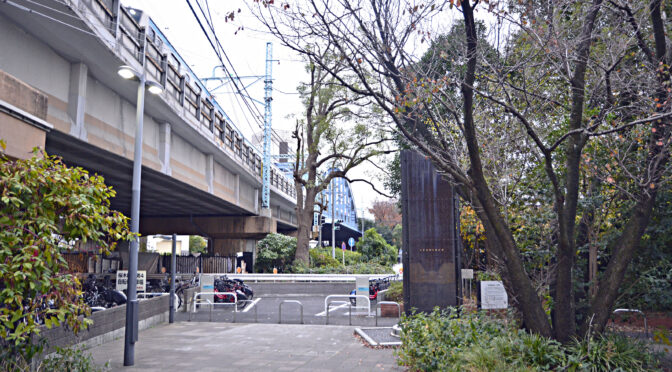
375, 301, 401, 326
278, 300, 303, 324
189, 292, 237, 322
324, 295, 371, 326
613, 308, 648, 336
233, 299, 258, 323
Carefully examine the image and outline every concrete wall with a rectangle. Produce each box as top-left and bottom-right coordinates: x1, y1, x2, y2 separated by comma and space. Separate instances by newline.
39, 295, 169, 354
0, 12, 217, 196
0, 69, 50, 159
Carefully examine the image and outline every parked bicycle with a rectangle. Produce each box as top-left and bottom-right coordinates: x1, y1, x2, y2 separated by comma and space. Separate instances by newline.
146, 273, 199, 310
82, 274, 127, 311
213, 275, 253, 309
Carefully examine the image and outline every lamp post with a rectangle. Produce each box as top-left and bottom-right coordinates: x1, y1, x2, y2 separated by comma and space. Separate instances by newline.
155, 234, 177, 324
117, 65, 163, 367
331, 176, 336, 259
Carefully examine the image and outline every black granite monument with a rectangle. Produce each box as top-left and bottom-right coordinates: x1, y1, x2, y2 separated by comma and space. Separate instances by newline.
401, 150, 461, 313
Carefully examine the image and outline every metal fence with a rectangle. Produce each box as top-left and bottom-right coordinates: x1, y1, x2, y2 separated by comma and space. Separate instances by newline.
60, 252, 237, 274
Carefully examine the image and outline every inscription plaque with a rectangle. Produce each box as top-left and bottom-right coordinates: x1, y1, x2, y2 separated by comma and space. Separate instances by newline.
401, 150, 461, 313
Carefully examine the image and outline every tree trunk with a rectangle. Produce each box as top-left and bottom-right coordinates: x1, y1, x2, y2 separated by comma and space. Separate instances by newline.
294, 209, 314, 264
582, 195, 655, 334
294, 187, 318, 265
461, 1, 552, 338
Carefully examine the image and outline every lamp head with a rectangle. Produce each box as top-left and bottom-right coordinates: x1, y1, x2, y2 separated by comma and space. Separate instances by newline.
117, 65, 139, 80
146, 81, 164, 95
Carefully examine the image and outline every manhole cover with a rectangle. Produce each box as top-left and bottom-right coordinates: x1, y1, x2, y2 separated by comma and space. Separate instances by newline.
355, 327, 401, 346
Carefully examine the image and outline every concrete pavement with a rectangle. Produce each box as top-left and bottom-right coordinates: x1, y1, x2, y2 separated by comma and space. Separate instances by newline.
88, 322, 403, 371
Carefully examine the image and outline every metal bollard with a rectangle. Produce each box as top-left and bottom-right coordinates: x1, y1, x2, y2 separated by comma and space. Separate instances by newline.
279, 300, 303, 324
375, 301, 401, 327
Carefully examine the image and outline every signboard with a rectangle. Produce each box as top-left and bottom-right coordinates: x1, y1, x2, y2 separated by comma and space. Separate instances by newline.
480, 281, 508, 309
116, 270, 146, 292
461, 269, 474, 280
200, 274, 215, 304
356, 276, 369, 308
348, 237, 355, 247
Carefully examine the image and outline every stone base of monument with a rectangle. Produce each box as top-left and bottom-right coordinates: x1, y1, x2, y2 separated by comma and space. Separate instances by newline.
380, 302, 404, 317
391, 324, 402, 338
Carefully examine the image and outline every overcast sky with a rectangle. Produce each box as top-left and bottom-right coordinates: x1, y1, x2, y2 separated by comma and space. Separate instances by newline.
121, 0, 400, 216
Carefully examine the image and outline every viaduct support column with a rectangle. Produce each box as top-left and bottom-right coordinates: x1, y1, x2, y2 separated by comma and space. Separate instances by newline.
67, 62, 88, 140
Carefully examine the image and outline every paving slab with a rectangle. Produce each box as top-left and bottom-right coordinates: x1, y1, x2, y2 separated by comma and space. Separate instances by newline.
88, 322, 402, 371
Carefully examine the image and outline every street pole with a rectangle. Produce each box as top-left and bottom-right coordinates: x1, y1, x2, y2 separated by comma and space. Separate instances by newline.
331, 177, 336, 259
170, 233, 176, 323
124, 73, 145, 367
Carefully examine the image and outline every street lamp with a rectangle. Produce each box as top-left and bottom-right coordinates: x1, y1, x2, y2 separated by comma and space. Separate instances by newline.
155, 234, 176, 324
118, 64, 163, 367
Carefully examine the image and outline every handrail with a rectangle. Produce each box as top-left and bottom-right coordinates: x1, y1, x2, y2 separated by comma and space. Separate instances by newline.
325, 301, 347, 326
278, 300, 303, 324
613, 308, 648, 336
226, 274, 399, 283
375, 301, 401, 326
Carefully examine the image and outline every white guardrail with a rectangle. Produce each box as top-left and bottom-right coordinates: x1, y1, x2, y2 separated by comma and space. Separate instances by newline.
222, 274, 399, 283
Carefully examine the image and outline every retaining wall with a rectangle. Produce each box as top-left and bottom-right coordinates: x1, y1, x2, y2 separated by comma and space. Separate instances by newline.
39, 295, 169, 353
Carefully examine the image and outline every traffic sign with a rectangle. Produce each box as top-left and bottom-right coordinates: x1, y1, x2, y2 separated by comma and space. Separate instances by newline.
341, 242, 346, 251
348, 237, 355, 247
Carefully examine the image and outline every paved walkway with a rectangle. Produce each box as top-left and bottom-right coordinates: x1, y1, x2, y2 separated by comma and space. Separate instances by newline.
88, 322, 403, 371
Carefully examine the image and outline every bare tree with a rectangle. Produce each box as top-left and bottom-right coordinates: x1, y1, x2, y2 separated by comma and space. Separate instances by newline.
291, 54, 393, 264
251, 0, 671, 341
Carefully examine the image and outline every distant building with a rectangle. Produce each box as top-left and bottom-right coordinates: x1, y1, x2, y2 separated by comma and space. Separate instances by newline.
147, 235, 190, 255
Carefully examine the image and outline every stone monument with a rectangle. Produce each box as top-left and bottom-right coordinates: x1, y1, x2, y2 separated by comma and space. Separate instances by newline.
401, 150, 461, 313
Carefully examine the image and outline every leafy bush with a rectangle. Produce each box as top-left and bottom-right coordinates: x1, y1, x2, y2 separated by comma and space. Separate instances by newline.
356, 228, 398, 266
396, 308, 660, 371
565, 333, 658, 372
40, 346, 108, 372
311, 247, 361, 266
385, 281, 403, 304
0, 149, 133, 363
309, 248, 341, 268
290, 261, 392, 274
255, 233, 296, 273
189, 235, 207, 254
617, 257, 672, 311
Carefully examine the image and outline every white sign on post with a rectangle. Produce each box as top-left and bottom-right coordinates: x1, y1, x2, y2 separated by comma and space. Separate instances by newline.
461, 269, 474, 280
355, 276, 369, 308
116, 270, 147, 292
480, 281, 508, 309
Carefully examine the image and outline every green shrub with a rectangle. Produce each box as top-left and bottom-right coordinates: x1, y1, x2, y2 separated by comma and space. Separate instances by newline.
255, 233, 296, 273
385, 281, 403, 303
356, 228, 398, 267
0, 150, 134, 363
40, 346, 108, 372
290, 262, 393, 274
396, 308, 660, 372
566, 333, 659, 372
311, 247, 362, 266
309, 248, 341, 268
